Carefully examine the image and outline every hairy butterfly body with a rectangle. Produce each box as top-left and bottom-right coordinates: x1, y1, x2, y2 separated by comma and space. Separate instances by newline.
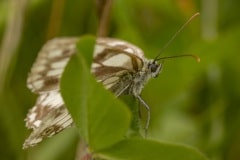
23, 37, 162, 149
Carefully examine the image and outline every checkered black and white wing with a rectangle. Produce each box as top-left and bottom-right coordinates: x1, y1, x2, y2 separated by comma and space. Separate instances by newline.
23, 38, 78, 149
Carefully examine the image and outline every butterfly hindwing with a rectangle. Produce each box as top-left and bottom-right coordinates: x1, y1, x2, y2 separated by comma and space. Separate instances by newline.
23, 91, 72, 149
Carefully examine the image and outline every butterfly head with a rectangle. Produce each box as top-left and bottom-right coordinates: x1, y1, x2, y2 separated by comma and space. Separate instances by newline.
147, 60, 163, 78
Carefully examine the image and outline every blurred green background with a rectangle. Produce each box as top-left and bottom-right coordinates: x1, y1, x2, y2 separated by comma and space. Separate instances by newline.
0, 0, 239, 160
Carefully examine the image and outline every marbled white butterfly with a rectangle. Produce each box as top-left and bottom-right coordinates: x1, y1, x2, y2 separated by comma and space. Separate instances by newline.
23, 13, 200, 149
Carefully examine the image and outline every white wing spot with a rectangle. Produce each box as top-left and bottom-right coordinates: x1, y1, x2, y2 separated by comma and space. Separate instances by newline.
104, 83, 115, 89
94, 45, 105, 56
32, 80, 44, 90
124, 48, 135, 54
103, 77, 119, 85
48, 50, 63, 58
51, 59, 69, 69
46, 68, 64, 77
28, 74, 42, 82
91, 63, 101, 71
103, 54, 132, 68
40, 91, 61, 106
32, 65, 46, 73
35, 58, 47, 65
108, 41, 125, 47
28, 112, 37, 122
33, 120, 42, 127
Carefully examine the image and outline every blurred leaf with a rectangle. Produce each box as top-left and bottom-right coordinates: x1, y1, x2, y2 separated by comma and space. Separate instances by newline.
97, 138, 208, 160
28, 127, 79, 160
61, 35, 131, 151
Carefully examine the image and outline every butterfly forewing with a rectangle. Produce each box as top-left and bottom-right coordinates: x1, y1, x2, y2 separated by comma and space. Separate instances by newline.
27, 38, 78, 93
24, 37, 146, 148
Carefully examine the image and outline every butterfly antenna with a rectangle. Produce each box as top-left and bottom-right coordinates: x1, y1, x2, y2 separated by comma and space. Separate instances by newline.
154, 12, 200, 61
156, 54, 200, 63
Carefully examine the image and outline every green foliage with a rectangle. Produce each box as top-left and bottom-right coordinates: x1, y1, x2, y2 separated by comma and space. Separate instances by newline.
98, 138, 207, 160
1, 0, 240, 160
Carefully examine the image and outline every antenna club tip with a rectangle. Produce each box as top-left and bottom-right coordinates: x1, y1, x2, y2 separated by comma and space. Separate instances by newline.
191, 54, 201, 63
197, 57, 201, 63
191, 12, 200, 19
195, 12, 200, 16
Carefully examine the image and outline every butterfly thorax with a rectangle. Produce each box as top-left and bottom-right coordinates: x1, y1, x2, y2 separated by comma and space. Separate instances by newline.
128, 59, 162, 97
109, 59, 162, 97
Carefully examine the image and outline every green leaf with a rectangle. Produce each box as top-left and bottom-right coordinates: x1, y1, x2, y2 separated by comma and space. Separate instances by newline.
97, 138, 208, 160
60, 35, 131, 151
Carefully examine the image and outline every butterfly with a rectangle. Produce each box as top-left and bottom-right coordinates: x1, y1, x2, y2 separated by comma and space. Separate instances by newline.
23, 37, 163, 149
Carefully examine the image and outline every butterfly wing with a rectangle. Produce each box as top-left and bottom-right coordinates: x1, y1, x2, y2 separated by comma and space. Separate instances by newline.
24, 38, 78, 148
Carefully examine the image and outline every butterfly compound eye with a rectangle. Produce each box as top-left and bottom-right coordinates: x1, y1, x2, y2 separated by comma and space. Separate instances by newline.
150, 63, 158, 72
149, 62, 161, 78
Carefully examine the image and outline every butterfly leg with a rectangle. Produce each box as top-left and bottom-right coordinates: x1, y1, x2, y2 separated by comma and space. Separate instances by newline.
136, 95, 150, 137
115, 84, 130, 97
